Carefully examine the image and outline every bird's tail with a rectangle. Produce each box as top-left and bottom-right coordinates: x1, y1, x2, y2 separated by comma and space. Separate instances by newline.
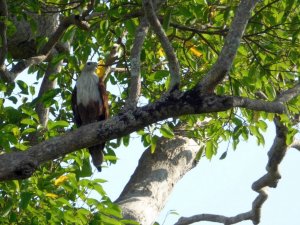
88, 143, 105, 172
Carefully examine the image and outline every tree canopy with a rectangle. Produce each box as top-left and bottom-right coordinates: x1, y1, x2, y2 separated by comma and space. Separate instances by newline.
0, 0, 300, 224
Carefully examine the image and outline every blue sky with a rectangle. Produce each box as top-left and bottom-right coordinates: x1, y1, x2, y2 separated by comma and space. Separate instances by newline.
98, 126, 300, 225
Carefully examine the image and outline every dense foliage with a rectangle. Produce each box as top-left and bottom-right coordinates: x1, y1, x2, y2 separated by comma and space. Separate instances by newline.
0, 0, 300, 224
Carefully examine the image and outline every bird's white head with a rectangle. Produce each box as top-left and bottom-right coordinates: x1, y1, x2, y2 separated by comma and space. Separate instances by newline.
82, 62, 98, 74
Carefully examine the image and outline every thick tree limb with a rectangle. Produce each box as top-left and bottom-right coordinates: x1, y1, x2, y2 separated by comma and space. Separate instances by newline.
0, 0, 8, 66
0, 92, 287, 181
126, 17, 149, 108
175, 117, 288, 225
115, 128, 198, 224
143, 0, 180, 91
276, 83, 300, 103
0, 15, 89, 82
198, 0, 259, 92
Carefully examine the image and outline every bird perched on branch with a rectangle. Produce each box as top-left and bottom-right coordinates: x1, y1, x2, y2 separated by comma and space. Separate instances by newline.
71, 62, 109, 171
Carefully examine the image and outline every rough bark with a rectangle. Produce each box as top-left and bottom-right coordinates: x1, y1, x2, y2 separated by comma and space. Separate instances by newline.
115, 129, 198, 224
0, 91, 287, 181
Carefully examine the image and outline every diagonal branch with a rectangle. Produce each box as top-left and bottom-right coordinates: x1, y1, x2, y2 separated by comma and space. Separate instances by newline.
198, 0, 260, 92
143, 0, 180, 91
125, 17, 149, 108
0, 90, 289, 181
276, 83, 300, 103
36, 61, 62, 127
0, 0, 8, 66
0, 15, 89, 83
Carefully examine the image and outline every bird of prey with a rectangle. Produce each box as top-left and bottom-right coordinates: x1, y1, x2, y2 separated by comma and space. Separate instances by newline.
71, 62, 109, 171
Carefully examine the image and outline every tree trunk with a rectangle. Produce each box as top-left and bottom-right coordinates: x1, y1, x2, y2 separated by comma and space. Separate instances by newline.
115, 129, 199, 224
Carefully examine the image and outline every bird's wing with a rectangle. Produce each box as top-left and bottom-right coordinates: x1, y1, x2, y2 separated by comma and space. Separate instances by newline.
71, 86, 82, 126
98, 79, 109, 120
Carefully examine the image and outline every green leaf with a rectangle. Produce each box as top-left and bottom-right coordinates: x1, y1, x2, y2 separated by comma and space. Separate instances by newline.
1, 198, 12, 217
21, 105, 36, 116
8, 96, 18, 104
21, 118, 37, 126
16, 80, 29, 95
39, 88, 61, 107
124, 19, 137, 36
123, 134, 130, 147
257, 120, 268, 132
22, 128, 36, 135
160, 124, 174, 139
76, 157, 92, 178
5, 107, 22, 124
47, 120, 69, 130
100, 214, 122, 225
219, 149, 227, 159
150, 135, 158, 154
195, 145, 204, 161
205, 140, 214, 160
19, 192, 33, 210
29, 86, 35, 96
163, 10, 172, 31
286, 127, 297, 145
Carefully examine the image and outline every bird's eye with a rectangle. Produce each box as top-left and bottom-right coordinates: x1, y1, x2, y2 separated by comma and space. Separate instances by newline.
87, 62, 91, 66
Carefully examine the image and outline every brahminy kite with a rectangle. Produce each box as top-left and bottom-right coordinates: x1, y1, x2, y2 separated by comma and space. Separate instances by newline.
71, 62, 109, 171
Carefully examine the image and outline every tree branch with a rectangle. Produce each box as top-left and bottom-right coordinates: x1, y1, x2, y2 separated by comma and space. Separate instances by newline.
116, 127, 198, 224
0, 91, 288, 181
0, 15, 89, 83
290, 139, 300, 151
175, 117, 288, 225
198, 0, 260, 92
174, 212, 253, 225
143, 0, 180, 91
125, 17, 149, 108
276, 83, 300, 103
251, 117, 288, 224
36, 61, 62, 127
103, 44, 120, 81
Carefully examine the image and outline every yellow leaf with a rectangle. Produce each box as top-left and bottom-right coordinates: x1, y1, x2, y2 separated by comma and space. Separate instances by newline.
185, 41, 193, 48
54, 175, 68, 186
189, 47, 202, 57
46, 193, 58, 199
157, 48, 165, 57
96, 59, 106, 78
